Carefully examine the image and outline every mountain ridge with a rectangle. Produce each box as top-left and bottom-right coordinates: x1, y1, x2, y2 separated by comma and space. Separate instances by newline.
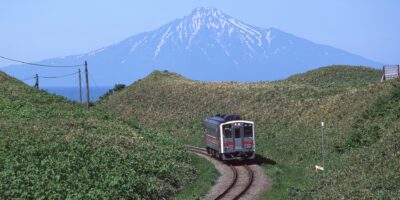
2, 7, 381, 86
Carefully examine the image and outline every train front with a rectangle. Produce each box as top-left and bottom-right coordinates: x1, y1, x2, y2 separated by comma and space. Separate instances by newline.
220, 120, 255, 160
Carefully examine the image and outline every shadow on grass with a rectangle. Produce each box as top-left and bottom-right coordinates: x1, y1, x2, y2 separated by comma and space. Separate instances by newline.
253, 154, 277, 165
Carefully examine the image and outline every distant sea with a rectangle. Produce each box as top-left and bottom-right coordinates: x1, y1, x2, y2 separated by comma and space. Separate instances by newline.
43, 87, 112, 102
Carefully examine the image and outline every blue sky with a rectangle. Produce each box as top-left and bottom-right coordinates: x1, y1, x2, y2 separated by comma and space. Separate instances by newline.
0, 0, 399, 67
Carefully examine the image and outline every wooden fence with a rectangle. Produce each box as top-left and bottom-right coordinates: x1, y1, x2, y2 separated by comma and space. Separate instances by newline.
382, 65, 400, 81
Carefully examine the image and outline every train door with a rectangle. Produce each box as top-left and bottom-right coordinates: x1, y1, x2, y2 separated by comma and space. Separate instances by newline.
243, 123, 254, 149
233, 127, 243, 150
223, 124, 234, 151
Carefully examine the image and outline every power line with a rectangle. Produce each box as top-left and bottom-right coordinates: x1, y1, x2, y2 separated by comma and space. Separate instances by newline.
20, 71, 79, 81
21, 76, 36, 81
40, 71, 79, 79
88, 72, 99, 89
0, 55, 84, 68
88, 72, 98, 101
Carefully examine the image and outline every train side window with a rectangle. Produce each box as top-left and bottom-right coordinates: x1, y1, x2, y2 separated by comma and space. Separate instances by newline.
224, 129, 232, 138
244, 124, 253, 137
235, 129, 240, 138
223, 124, 232, 138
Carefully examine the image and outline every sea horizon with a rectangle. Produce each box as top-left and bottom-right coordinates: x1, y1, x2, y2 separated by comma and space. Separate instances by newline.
42, 86, 112, 102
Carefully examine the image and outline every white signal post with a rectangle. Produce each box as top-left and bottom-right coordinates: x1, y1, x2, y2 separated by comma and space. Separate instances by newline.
320, 121, 325, 179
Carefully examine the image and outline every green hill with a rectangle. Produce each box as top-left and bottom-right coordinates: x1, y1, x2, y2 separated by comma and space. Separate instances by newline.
286, 65, 381, 88
99, 66, 400, 199
0, 71, 197, 199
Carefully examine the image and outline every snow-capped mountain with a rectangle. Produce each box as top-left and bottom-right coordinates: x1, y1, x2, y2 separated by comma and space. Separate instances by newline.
3, 7, 381, 86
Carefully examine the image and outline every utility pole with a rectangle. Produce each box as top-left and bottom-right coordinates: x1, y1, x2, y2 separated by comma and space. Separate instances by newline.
85, 61, 90, 110
78, 68, 82, 103
383, 65, 386, 81
320, 122, 325, 179
34, 74, 39, 89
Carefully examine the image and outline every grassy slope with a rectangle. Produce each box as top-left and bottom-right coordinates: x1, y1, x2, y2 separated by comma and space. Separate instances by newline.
0, 72, 197, 199
100, 66, 382, 146
286, 65, 381, 88
100, 65, 400, 199
172, 154, 219, 200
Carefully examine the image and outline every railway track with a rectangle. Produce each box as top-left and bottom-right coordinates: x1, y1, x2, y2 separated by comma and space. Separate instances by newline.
185, 145, 254, 200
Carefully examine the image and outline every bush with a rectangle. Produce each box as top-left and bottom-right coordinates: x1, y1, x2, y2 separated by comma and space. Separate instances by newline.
99, 84, 126, 101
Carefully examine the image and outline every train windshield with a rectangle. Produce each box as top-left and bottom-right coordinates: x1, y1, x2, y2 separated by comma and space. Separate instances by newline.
223, 124, 232, 138
234, 128, 241, 138
244, 123, 253, 137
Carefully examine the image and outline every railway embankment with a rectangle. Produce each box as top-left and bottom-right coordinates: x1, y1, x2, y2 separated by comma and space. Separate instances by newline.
186, 146, 270, 200
100, 65, 400, 199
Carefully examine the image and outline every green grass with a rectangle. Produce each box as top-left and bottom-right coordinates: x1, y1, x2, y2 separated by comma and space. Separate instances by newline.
99, 65, 400, 199
172, 153, 219, 200
261, 165, 306, 200
286, 65, 381, 88
0, 71, 197, 199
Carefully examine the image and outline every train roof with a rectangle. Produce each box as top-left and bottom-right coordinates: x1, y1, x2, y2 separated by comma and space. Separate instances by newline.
205, 114, 243, 124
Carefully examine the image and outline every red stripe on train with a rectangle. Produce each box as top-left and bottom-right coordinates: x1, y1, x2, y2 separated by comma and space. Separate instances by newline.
244, 140, 253, 145
205, 134, 220, 145
224, 141, 234, 146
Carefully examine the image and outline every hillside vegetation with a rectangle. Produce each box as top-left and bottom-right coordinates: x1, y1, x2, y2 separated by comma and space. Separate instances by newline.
286, 65, 381, 87
100, 65, 400, 199
0, 71, 197, 199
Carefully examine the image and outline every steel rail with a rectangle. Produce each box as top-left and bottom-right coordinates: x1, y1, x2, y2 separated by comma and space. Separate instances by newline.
233, 164, 254, 200
185, 145, 254, 200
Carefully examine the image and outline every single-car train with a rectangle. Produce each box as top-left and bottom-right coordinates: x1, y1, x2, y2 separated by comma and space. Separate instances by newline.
204, 114, 255, 161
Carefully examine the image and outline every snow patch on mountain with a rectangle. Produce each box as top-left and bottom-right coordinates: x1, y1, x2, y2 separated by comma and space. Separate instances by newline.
2, 7, 381, 86
155, 26, 173, 57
